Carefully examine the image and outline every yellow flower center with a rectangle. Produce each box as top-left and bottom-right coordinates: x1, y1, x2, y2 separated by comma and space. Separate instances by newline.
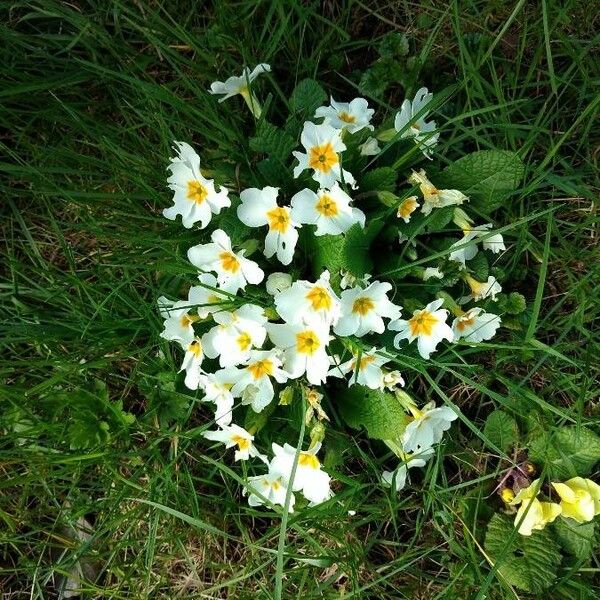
187, 340, 202, 357
232, 435, 250, 451
187, 180, 209, 204
247, 359, 274, 380
296, 330, 320, 355
351, 355, 375, 371
408, 311, 438, 337
237, 332, 252, 351
352, 297, 375, 316
266, 206, 290, 233
338, 111, 356, 124
308, 142, 339, 173
315, 194, 339, 217
305, 286, 332, 311
397, 197, 418, 219
219, 251, 240, 273
179, 314, 199, 328
298, 452, 320, 469
456, 316, 476, 332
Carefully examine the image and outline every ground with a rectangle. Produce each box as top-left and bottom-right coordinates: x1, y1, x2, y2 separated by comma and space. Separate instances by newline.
1, 1, 599, 598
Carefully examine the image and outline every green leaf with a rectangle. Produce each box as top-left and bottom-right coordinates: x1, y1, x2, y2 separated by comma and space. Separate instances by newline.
466, 251, 489, 281
425, 206, 454, 231
338, 385, 409, 440
506, 292, 527, 314
378, 32, 410, 59
289, 79, 327, 115
358, 167, 397, 192
528, 426, 600, 479
484, 514, 561, 593
483, 410, 519, 452
553, 518, 596, 560
308, 233, 345, 281
377, 191, 400, 207
343, 223, 373, 277
437, 150, 525, 210
249, 121, 295, 162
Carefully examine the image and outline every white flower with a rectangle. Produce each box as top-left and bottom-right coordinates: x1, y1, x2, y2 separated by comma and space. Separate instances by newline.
290, 183, 365, 236
237, 187, 300, 265
359, 137, 381, 156
334, 281, 402, 337
198, 368, 239, 426
449, 230, 480, 266
157, 296, 198, 348
244, 471, 294, 511
187, 229, 264, 294
382, 370, 405, 391
209, 63, 270, 117
266, 321, 332, 385
292, 121, 356, 189
389, 298, 453, 359
401, 401, 458, 453
409, 170, 468, 216
202, 304, 267, 367
452, 308, 501, 342
230, 350, 289, 413
328, 347, 390, 389
163, 141, 231, 229
188, 273, 231, 319
265, 272, 293, 296
472, 224, 506, 253
314, 97, 374, 134
274, 270, 341, 327
423, 267, 444, 281
270, 442, 332, 505
397, 196, 420, 223
180, 338, 204, 390
394, 87, 439, 158
463, 275, 502, 302
203, 423, 267, 462
382, 449, 434, 492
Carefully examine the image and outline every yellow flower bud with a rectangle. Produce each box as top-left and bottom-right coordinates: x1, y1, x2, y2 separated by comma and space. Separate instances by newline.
500, 488, 515, 504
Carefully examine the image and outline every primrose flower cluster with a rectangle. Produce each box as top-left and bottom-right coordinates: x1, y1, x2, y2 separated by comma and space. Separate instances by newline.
503, 477, 600, 536
157, 64, 509, 511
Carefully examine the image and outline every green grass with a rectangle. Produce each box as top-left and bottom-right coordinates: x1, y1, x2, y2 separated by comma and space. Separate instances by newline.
1, 0, 599, 598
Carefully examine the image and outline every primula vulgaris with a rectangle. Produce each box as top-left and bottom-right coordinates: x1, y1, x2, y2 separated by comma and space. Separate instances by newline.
389, 299, 454, 360
315, 96, 375, 134
237, 187, 299, 266
293, 122, 356, 189
209, 63, 270, 118
273, 270, 341, 327
551, 478, 600, 523
408, 169, 468, 216
394, 87, 439, 158
291, 183, 365, 236
202, 304, 267, 367
188, 229, 264, 294
156, 65, 518, 512
334, 280, 402, 337
164, 141, 231, 229
329, 347, 391, 390
510, 480, 562, 536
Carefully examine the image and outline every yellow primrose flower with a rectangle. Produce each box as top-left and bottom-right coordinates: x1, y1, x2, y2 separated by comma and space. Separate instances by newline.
551, 478, 600, 523
510, 479, 562, 536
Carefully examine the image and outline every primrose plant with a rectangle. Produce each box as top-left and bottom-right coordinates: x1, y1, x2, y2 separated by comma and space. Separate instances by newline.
156, 63, 525, 512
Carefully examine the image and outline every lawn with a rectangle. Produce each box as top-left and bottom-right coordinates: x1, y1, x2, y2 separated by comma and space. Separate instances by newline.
1, 1, 599, 598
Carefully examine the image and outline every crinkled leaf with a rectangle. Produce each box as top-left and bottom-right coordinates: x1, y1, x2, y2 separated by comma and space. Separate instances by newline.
506, 292, 527, 314
466, 251, 489, 281
378, 32, 410, 59
308, 232, 345, 282
249, 121, 295, 162
425, 206, 454, 231
289, 78, 327, 115
528, 426, 600, 479
358, 167, 397, 192
437, 150, 525, 210
483, 410, 519, 452
484, 514, 561, 593
338, 385, 409, 440
343, 223, 373, 277
553, 518, 596, 560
